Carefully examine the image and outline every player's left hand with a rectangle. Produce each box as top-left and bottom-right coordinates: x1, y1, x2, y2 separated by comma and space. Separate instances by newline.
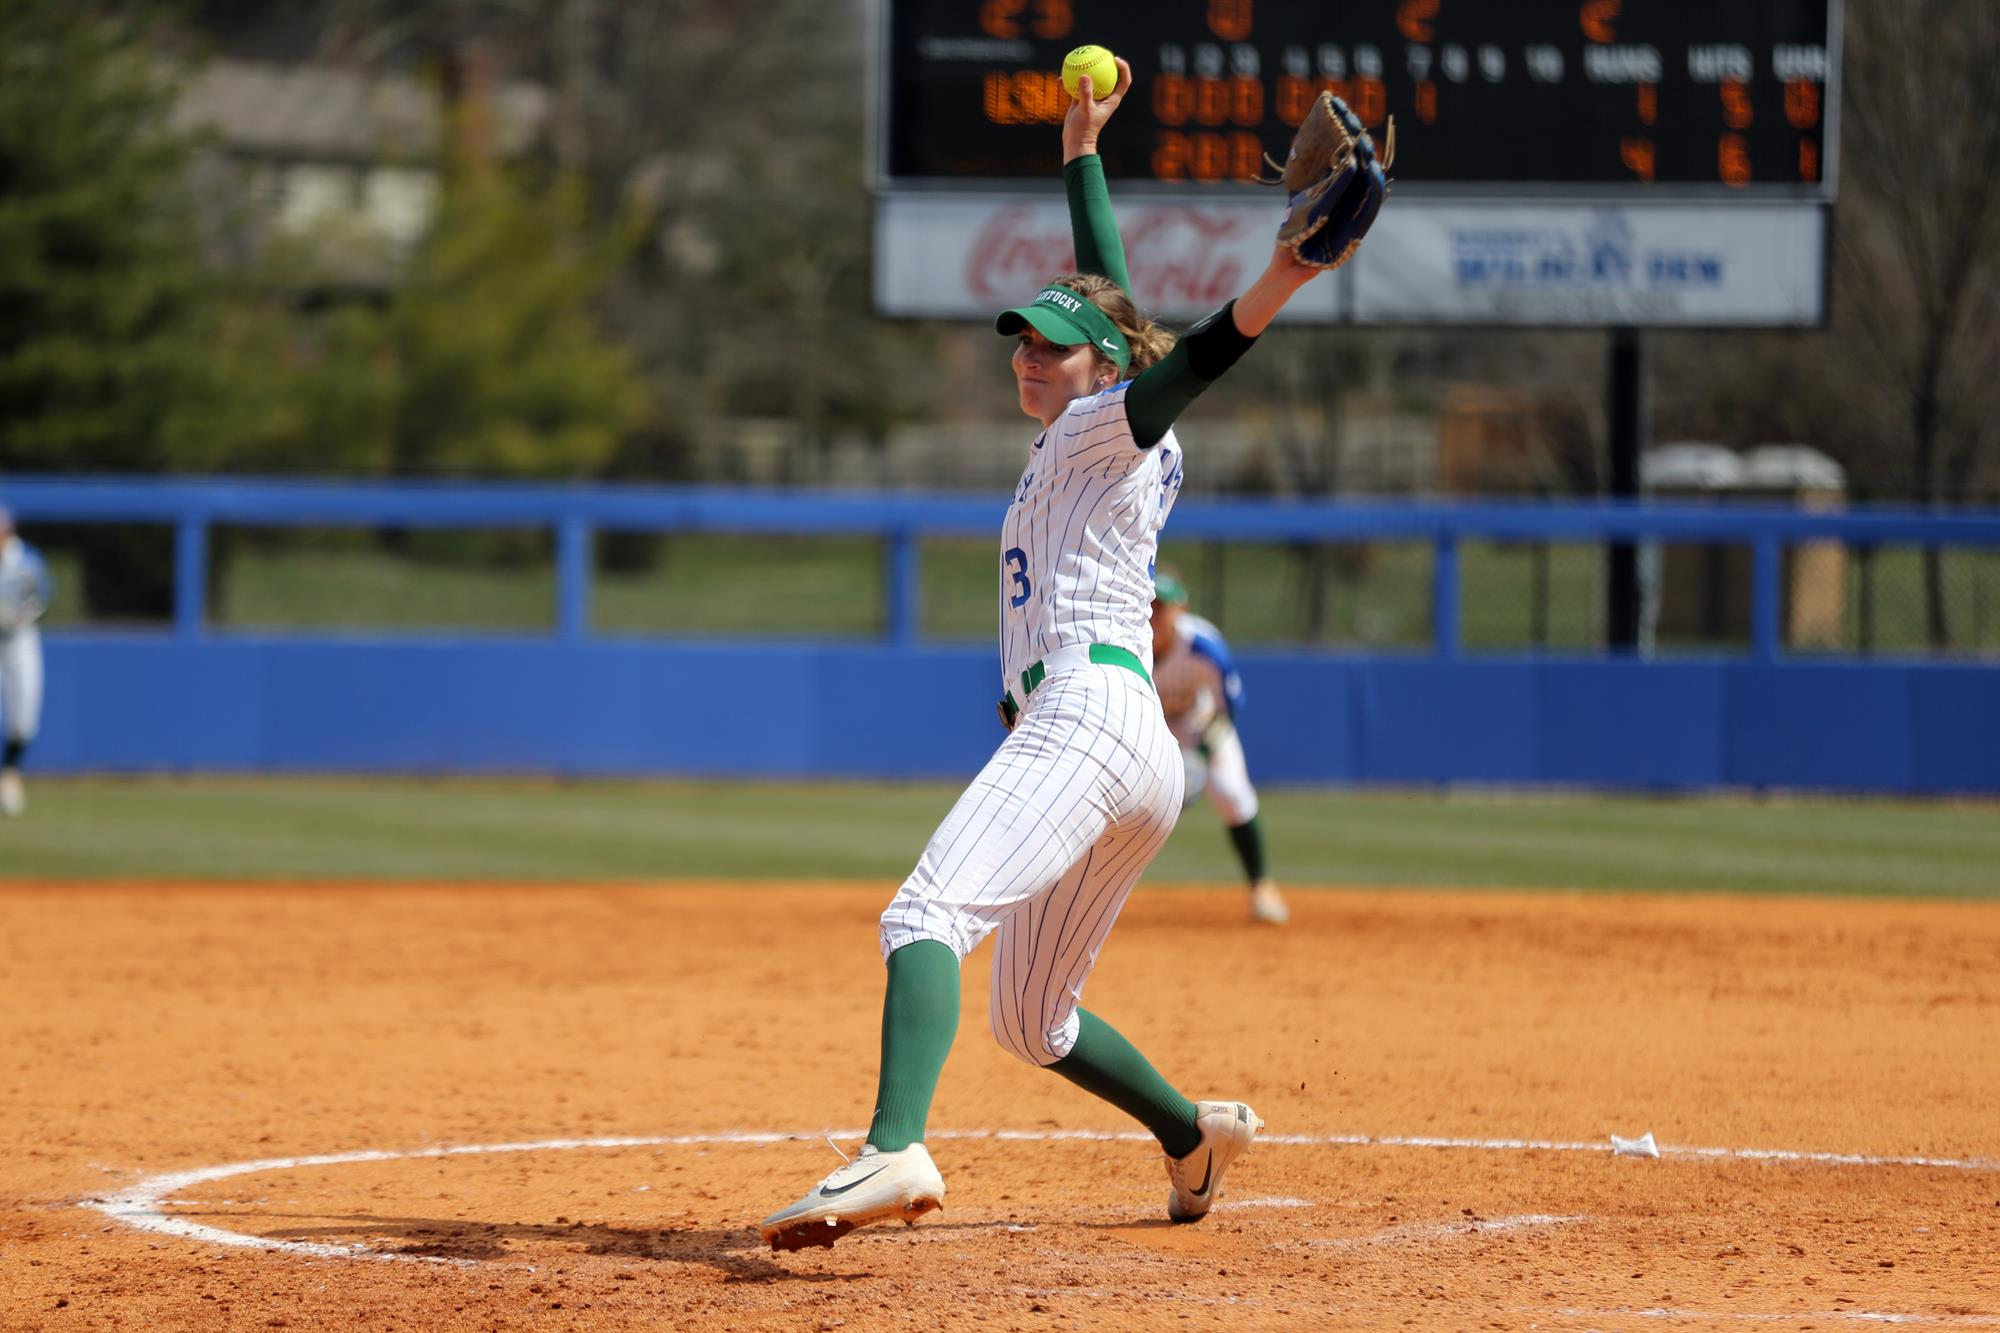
1062, 56, 1132, 161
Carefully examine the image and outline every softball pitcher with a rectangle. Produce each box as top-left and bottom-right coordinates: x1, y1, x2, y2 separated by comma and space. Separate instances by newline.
759, 64, 1388, 1250
0, 509, 51, 816
1151, 571, 1288, 925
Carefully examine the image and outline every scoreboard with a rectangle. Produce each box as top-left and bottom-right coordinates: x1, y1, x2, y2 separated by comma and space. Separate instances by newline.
876, 0, 1838, 194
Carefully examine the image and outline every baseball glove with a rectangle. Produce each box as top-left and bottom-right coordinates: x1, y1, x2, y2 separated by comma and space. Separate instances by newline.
1274, 93, 1393, 270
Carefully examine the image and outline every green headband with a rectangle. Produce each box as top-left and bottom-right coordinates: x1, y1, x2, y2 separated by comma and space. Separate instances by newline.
994, 286, 1132, 375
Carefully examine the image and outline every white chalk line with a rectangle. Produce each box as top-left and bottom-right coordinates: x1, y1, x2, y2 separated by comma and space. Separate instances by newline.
1212, 1196, 1312, 1211
1527, 1308, 2000, 1328
80, 1127, 2000, 1272
1271, 1132, 2000, 1172
1304, 1212, 1585, 1249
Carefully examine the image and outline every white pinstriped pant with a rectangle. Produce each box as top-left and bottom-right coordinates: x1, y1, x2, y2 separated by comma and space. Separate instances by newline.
0, 626, 42, 743
880, 663, 1185, 1067
1188, 718, 1260, 826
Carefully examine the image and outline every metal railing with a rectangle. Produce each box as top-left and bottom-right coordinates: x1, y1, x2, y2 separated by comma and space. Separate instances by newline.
8, 477, 2000, 663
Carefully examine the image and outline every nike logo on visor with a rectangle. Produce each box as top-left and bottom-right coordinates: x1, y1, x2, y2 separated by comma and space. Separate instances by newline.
1101, 339, 1117, 351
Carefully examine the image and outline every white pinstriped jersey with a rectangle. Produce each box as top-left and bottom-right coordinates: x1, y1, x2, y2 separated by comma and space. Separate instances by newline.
998, 382, 1184, 694
879, 384, 1189, 1068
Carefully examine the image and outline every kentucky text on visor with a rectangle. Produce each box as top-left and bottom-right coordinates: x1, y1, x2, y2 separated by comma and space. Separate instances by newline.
995, 287, 1132, 375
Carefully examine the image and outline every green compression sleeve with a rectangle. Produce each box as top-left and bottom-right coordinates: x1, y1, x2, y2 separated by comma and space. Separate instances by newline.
1064, 154, 1131, 294
1226, 813, 1268, 884
866, 940, 961, 1152
1048, 1009, 1201, 1158
1125, 300, 1259, 448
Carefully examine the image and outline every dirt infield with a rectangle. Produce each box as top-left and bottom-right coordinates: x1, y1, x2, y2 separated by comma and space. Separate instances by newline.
2, 881, 1995, 1331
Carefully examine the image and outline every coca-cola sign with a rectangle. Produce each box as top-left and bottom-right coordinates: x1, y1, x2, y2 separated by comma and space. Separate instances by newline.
963, 205, 1256, 309
875, 194, 1335, 322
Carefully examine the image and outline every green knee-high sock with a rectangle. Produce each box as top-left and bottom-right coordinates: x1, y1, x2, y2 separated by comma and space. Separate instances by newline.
1226, 814, 1268, 885
1048, 1009, 1201, 1158
866, 940, 961, 1152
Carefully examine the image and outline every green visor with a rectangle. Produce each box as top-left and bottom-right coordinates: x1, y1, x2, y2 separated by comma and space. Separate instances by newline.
995, 287, 1131, 375
1153, 570, 1189, 606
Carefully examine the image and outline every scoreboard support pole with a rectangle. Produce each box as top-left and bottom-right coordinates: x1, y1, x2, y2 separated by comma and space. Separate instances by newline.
1605, 326, 1647, 653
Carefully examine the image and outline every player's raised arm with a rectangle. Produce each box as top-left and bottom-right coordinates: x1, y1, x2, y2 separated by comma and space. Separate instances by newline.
1061, 55, 1133, 295
1123, 95, 1390, 447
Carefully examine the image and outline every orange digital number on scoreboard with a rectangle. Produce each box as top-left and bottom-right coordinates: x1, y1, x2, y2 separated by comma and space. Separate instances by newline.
1275, 74, 1320, 126
1125, 74, 1262, 130
1206, 0, 1252, 41
1719, 133, 1751, 186
1194, 76, 1232, 125
1396, 0, 1439, 42
1153, 130, 1264, 182
978, 0, 1072, 40
1272, 75, 1385, 129
1620, 136, 1655, 183
1580, 0, 1621, 44
1352, 76, 1387, 127
1272, 76, 1384, 128
1721, 79, 1753, 129
1786, 79, 1820, 129
983, 69, 1067, 125
1183, 75, 1263, 127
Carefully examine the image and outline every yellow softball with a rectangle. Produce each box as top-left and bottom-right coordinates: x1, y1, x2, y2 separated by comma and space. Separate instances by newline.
1061, 44, 1119, 102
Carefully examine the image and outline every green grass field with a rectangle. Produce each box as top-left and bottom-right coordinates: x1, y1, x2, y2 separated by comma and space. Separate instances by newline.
1, 777, 1993, 899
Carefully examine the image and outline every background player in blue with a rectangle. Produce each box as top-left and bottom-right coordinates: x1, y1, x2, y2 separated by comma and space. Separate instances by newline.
1150, 570, 1288, 925
0, 508, 52, 816
758, 59, 1387, 1251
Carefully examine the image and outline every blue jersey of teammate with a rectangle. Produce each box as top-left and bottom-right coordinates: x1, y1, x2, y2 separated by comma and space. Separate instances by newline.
1154, 609, 1243, 746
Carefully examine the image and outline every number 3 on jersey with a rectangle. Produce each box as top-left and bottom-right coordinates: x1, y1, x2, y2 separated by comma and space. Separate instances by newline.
1004, 547, 1032, 608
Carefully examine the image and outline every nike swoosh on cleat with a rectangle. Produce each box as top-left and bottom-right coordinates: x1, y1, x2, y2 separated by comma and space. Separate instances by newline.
817, 1166, 890, 1198
1190, 1151, 1214, 1196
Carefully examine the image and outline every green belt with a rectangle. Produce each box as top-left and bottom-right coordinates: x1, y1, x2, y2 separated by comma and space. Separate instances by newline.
1006, 643, 1153, 715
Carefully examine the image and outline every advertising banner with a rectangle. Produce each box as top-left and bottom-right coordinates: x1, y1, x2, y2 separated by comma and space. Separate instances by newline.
875, 194, 1824, 327
1348, 201, 1826, 325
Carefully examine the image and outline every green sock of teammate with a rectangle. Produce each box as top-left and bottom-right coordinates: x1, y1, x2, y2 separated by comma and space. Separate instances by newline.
1048, 1009, 1202, 1159
1226, 814, 1268, 884
866, 939, 960, 1152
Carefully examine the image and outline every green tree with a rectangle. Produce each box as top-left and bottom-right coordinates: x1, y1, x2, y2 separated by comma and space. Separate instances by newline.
373, 154, 643, 480
0, 3, 237, 615
0, 2, 219, 472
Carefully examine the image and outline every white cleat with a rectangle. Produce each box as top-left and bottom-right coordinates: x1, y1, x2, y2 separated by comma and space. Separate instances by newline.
1166, 1100, 1263, 1223
759, 1142, 945, 1252
0, 768, 23, 817
1250, 879, 1289, 925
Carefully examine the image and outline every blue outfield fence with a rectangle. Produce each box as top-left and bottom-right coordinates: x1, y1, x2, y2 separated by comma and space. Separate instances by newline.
8, 477, 2000, 794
